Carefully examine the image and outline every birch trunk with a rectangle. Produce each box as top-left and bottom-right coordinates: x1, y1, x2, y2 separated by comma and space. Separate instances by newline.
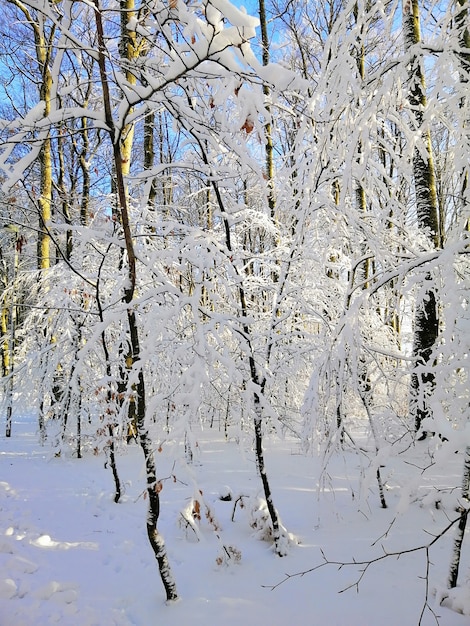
446, 0, 470, 590
403, 0, 440, 435
448, 446, 470, 588
258, 0, 276, 222
456, 0, 470, 228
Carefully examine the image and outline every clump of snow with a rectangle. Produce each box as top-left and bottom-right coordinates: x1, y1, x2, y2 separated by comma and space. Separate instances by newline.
34, 580, 78, 604
0, 578, 17, 599
218, 485, 233, 501
437, 585, 470, 617
208, 0, 259, 29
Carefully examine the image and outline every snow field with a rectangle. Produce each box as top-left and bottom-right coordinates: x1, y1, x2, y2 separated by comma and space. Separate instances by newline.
1, 415, 469, 625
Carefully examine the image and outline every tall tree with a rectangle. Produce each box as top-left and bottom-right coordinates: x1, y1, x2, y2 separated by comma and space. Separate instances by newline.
6, 0, 55, 270
92, 0, 179, 599
258, 0, 276, 223
402, 0, 440, 435
456, 0, 470, 228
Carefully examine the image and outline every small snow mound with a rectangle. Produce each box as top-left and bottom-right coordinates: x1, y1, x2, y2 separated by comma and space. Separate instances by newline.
165, 595, 182, 606
218, 485, 233, 501
247, 497, 297, 555
0, 578, 17, 599
438, 585, 470, 616
0, 481, 16, 496
33, 534, 55, 548
35, 581, 78, 604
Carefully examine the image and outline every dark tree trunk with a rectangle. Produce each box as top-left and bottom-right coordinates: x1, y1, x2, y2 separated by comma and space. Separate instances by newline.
94, 0, 178, 599
448, 447, 470, 588
410, 285, 438, 434
403, 0, 440, 434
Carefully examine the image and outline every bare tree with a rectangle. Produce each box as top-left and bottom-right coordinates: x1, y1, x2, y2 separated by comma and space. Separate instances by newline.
6, 0, 56, 270
402, 0, 440, 435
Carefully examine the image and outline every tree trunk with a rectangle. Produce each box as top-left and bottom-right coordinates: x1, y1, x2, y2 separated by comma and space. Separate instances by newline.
258, 0, 276, 224
456, 0, 470, 229
80, 116, 91, 226
7, 1, 56, 438
205, 151, 286, 556
95, 267, 122, 502
403, 0, 440, 435
93, 0, 178, 600
4, 233, 18, 438
448, 446, 470, 588
353, 3, 372, 288
34, 17, 55, 271
144, 110, 157, 207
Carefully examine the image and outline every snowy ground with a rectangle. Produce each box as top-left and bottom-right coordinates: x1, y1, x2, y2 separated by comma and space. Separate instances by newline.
1, 414, 469, 626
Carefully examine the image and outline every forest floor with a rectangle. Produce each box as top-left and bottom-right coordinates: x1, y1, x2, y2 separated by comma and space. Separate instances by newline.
1, 413, 469, 625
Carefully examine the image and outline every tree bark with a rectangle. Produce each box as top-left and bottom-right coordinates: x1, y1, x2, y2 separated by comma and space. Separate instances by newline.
403, 0, 440, 435
448, 446, 470, 588
199, 141, 286, 555
93, 0, 178, 600
6, 1, 55, 269
456, 0, 470, 229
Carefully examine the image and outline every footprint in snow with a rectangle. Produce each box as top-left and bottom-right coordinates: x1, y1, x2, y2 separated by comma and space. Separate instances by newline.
0, 539, 14, 554
6, 555, 39, 574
